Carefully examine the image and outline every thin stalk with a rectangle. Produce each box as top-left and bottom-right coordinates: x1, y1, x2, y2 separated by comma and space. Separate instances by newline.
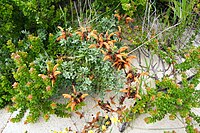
74, 1, 81, 27
70, 0, 74, 24
128, 22, 181, 55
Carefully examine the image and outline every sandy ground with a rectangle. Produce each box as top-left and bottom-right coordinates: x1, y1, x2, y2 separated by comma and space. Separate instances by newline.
0, 92, 200, 133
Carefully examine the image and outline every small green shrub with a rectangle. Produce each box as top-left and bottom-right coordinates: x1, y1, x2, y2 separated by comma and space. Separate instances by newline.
9, 52, 70, 123
0, 41, 16, 108
0, 76, 14, 108
0, 0, 71, 108
120, 0, 146, 16
5, 15, 124, 122
120, 73, 200, 130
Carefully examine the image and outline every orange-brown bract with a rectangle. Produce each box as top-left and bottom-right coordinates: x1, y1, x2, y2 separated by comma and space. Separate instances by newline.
38, 64, 61, 87
56, 26, 72, 42
63, 85, 88, 111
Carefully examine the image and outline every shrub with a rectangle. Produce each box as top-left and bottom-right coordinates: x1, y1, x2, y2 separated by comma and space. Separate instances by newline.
5, 15, 124, 122
0, 1, 199, 133
9, 51, 71, 123
0, 0, 70, 108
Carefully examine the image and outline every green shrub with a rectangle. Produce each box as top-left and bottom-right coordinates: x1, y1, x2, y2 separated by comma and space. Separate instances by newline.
120, 0, 146, 16
0, 76, 14, 108
0, 0, 70, 108
0, 1, 199, 132
9, 51, 71, 123
121, 73, 200, 130
0, 41, 16, 108
5, 15, 124, 122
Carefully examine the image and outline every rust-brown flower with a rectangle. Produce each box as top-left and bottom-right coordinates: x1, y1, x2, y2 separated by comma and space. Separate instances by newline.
112, 47, 136, 70
56, 26, 72, 42
89, 32, 117, 50
76, 26, 91, 40
63, 85, 88, 111
38, 64, 61, 87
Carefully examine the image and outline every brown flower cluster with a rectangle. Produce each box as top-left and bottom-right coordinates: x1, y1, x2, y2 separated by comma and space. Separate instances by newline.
56, 26, 72, 42
63, 85, 88, 111
87, 27, 136, 71
38, 64, 61, 87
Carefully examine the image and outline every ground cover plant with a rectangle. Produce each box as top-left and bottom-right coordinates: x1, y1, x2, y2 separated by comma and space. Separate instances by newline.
0, 0, 200, 133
